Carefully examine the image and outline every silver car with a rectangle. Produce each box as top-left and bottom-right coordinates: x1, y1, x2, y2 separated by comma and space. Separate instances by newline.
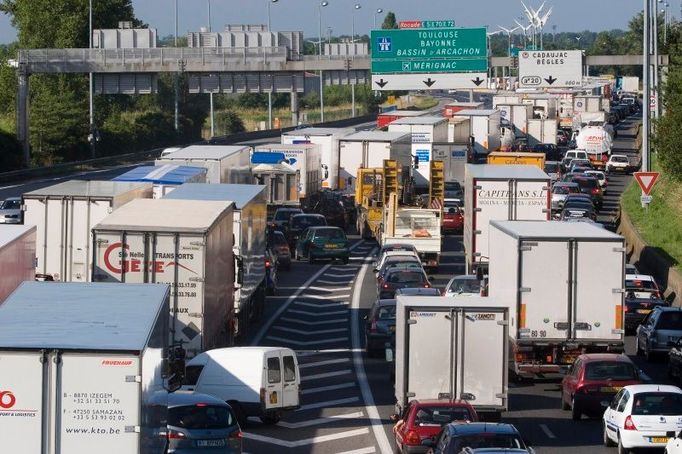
637, 307, 682, 361
443, 275, 481, 297
551, 182, 580, 212
0, 197, 22, 224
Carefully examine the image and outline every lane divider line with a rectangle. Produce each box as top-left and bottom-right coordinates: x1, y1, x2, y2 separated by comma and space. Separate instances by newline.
280, 316, 348, 325
301, 382, 356, 395
298, 358, 351, 369
540, 424, 556, 439
295, 397, 360, 412
265, 335, 348, 346
300, 369, 352, 381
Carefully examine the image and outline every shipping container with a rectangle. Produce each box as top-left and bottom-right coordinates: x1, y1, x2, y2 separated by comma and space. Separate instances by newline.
92, 199, 235, 357
155, 145, 252, 184
23, 180, 152, 282
0, 224, 36, 304
112, 165, 208, 198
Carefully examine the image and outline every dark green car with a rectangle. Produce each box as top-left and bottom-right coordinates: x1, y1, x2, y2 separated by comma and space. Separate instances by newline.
295, 226, 350, 264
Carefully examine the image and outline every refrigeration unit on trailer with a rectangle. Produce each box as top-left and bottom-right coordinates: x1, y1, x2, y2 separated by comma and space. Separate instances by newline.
464, 165, 551, 274
92, 199, 235, 357
155, 145, 252, 184
394, 295, 509, 419
281, 127, 354, 190
452, 109, 501, 156
0, 224, 36, 304
23, 180, 152, 282
0, 281, 174, 454
250, 152, 301, 213
488, 220, 626, 379
112, 165, 207, 198
338, 131, 412, 194
164, 183, 266, 339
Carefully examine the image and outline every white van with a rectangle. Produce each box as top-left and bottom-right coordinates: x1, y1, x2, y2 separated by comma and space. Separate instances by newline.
564, 149, 589, 161
182, 347, 300, 427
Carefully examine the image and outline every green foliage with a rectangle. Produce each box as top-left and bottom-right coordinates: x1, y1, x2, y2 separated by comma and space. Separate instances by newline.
382, 12, 398, 30
0, 130, 23, 170
214, 110, 245, 135
654, 42, 682, 181
0, 43, 18, 117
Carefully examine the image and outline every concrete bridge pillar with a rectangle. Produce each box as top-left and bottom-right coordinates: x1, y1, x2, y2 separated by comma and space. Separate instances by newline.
290, 91, 299, 126
16, 65, 30, 167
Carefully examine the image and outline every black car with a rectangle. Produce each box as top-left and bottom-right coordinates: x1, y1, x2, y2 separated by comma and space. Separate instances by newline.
571, 175, 603, 210
379, 268, 431, 299
270, 207, 303, 234
287, 214, 327, 248
624, 294, 667, 334
430, 422, 530, 453
364, 299, 396, 357
668, 338, 682, 385
444, 181, 464, 199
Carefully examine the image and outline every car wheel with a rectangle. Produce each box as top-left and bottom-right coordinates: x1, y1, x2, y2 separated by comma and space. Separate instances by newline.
561, 390, 570, 410
571, 397, 581, 420
603, 423, 615, 447
617, 434, 629, 454
229, 402, 247, 429
260, 412, 282, 425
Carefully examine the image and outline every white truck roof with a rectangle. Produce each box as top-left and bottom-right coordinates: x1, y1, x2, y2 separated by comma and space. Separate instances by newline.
466, 164, 550, 179
389, 116, 447, 125
397, 295, 508, 309
282, 127, 353, 136
341, 131, 411, 142
0, 281, 169, 351
162, 145, 250, 160
490, 220, 623, 240
23, 180, 151, 198
163, 183, 264, 209
95, 199, 234, 233
456, 109, 499, 116
0, 224, 34, 248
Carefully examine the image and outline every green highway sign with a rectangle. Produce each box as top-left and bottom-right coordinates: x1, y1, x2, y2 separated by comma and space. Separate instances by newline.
372, 58, 488, 73
371, 27, 488, 60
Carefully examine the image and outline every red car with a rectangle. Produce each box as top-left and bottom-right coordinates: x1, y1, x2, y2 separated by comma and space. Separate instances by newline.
560, 353, 642, 420
393, 399, 477, 453
442, 200, 463, 234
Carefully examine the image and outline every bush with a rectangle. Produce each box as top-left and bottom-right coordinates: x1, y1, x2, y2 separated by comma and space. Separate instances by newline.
0, 131, 24, 170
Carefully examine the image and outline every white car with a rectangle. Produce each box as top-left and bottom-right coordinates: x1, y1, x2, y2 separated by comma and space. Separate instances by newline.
606, 154, 631, 173
443, 275, 482, 297
625, 273, 662, 299
665, 430, 682, 454
603, 384, 682, 453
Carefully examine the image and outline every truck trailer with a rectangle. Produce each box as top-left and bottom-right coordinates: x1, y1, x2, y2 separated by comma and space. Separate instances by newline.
164, 183, 267, 339
112, 164, 207, 198
23, 180, 152, 282
0, 281, 174, 454
0, 224, 36, 304
488, 220, 626, 379
464, 165, 551, 274
92, 199, 235, 357
394, 295, 509, 419
452, 109, 502, 157
155, 145, 252, 184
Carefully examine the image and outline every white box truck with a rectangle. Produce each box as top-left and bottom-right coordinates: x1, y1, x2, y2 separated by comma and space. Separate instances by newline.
163, 184, 266, 339
493, 94, 524, 107
432, 142, 470, 185
394, 295, 509, 419
464, 165, 551, 274
155, 145, 252, 184
0, 281, 173, 454
338, 131, 412, 194
92, 199, 235, 357
23, 180, 152, 282
253, 143, 322, 205
573, 95, 603, 113
488, 220, 626, 379
112, 165, 208, 198
447, 117, 471, 143
281, 127, 354, 190
453, 109, 501, 156
0, 224, 36, 304
497, 104, 533, 136
388, 116, 449, 188
527, 118, 558, 146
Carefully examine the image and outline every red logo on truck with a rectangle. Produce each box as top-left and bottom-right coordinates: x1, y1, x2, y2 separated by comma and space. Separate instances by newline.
101, 360, 133, 366
0, 391, 16, 409
103, 242, 197, 275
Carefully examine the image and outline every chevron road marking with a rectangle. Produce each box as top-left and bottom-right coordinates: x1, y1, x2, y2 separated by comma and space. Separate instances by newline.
293, 301, 348, 308
271, 326, 347, 336
295, 396, 360, 412
287, 309, 349, 317
243, 427, 369, 447
307, 285, 353, 292
265, 336, 348, 346
280, 316, 348, 325
299, 358, 351, 369
300, 382, 356, 395
300, 369, 352, 381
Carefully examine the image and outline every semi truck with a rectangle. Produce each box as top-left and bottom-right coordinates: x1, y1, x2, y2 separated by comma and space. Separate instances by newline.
376, 110, 426, 129
452, 109, 502, 157
250, 151, 301, 214
281, 127, 354, 190
155, 145, 252, 184
0, 224, 36, 304
487, 152, 545, 169
431, 142, 470, 185
488, 220, 626, 379
112, 164, 207, 198
394, 295, 510, 420
527, 118, 558, 146
164, 183, 267, 339
0, 281, 177, 454
442, 101, 484, 117
92, 199, 235, 357
497, 104, 533, 136
23, 180, 152, 282
574, 125, 613, 169
464, 165, 551, 274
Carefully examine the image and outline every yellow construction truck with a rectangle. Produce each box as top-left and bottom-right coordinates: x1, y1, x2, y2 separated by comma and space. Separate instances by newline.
356, 160, 444, 270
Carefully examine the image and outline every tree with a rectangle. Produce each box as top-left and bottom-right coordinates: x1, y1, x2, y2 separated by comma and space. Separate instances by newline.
0, 130, 23, 170
382, 12, 398, 30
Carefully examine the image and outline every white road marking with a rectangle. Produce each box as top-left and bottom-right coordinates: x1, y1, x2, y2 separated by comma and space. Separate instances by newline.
295, 348, 361, 355
243, 427, 369, 447
338, 448, 377, 454
301, 382, 356, 395
322, 273, 357, 278
265, 335, 348, 346
280, 316, 348, 325
301, 369, 352, 381
299, 358, 351, 369
276, 411, 364, 429
307, 285, 353, 292
272, 326, 347, 336
351, 247, 393, 454
540, 424, 556, 439
287, 309, 349, 317
251, 241, 365, 345
293, 301, 348, 308
300, 293, 351, 300
296, 396, 360, 412
317, 279, 354, 285
329, 266, 360, 271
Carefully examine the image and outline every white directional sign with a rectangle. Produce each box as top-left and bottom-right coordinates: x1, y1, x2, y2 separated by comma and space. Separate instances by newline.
518, 50, 582, 88
372, 73, 488, 91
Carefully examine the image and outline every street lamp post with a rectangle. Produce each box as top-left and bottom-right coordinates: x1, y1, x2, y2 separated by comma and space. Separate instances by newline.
351, 4, 361, 43
267, 0, 279, 128
350, 4, 361, 117
88, 0, 95, 158
643, 0, 651, 172
374, 8, 383, 29
207, 0, 211, 32
268, 0, 279, 31
319, 1, 329, 123
174, 0, 179, 132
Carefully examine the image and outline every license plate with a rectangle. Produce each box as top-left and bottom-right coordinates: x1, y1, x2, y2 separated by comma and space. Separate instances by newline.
600, 386, 622, 393
637, 309, 652, 314
325, 244, 338, 249
651, 437, 669, 443
197, 439, 226, 447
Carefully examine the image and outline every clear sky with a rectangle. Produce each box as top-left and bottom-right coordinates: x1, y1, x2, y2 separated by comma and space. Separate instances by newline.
0, 0, 677, 44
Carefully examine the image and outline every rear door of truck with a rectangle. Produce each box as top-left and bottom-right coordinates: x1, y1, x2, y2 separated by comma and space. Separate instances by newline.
512, 179, 550, 221
473, 179, 512, 263
0, 351, 44, 453
572, 241, 624, 342
67, 198, 111, 282
519, 240, 571, 341
458, 308, 508, 410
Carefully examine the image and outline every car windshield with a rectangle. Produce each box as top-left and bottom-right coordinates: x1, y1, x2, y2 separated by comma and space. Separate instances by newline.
271, 233, 287, 246
575, 178, 599, 190
657, 312, 682, 330
448, 279, 481, 294
625, 279, 658, 290
587, 172, 605, 181
291, 216, 325, 229
445, 182, 461, 191
387, 271, 425, 284
632, 393, 682, 416
545, 163, 559, 173
553, 186, 572, 195
274, 210, 299, 221
414, 406, 473, 426
0, 199, 20, 210
385, 262, 422, 273
612, 156, 629, 163
378, 305, 396, 320
168, 405, 235, 429
314, 228, 346, 240
584, 361, 637, 381
450, 434, 524, 451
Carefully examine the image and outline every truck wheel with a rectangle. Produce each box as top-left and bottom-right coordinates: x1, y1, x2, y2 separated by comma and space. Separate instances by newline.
229, 402, 247, 428
260, 412, 281, 425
